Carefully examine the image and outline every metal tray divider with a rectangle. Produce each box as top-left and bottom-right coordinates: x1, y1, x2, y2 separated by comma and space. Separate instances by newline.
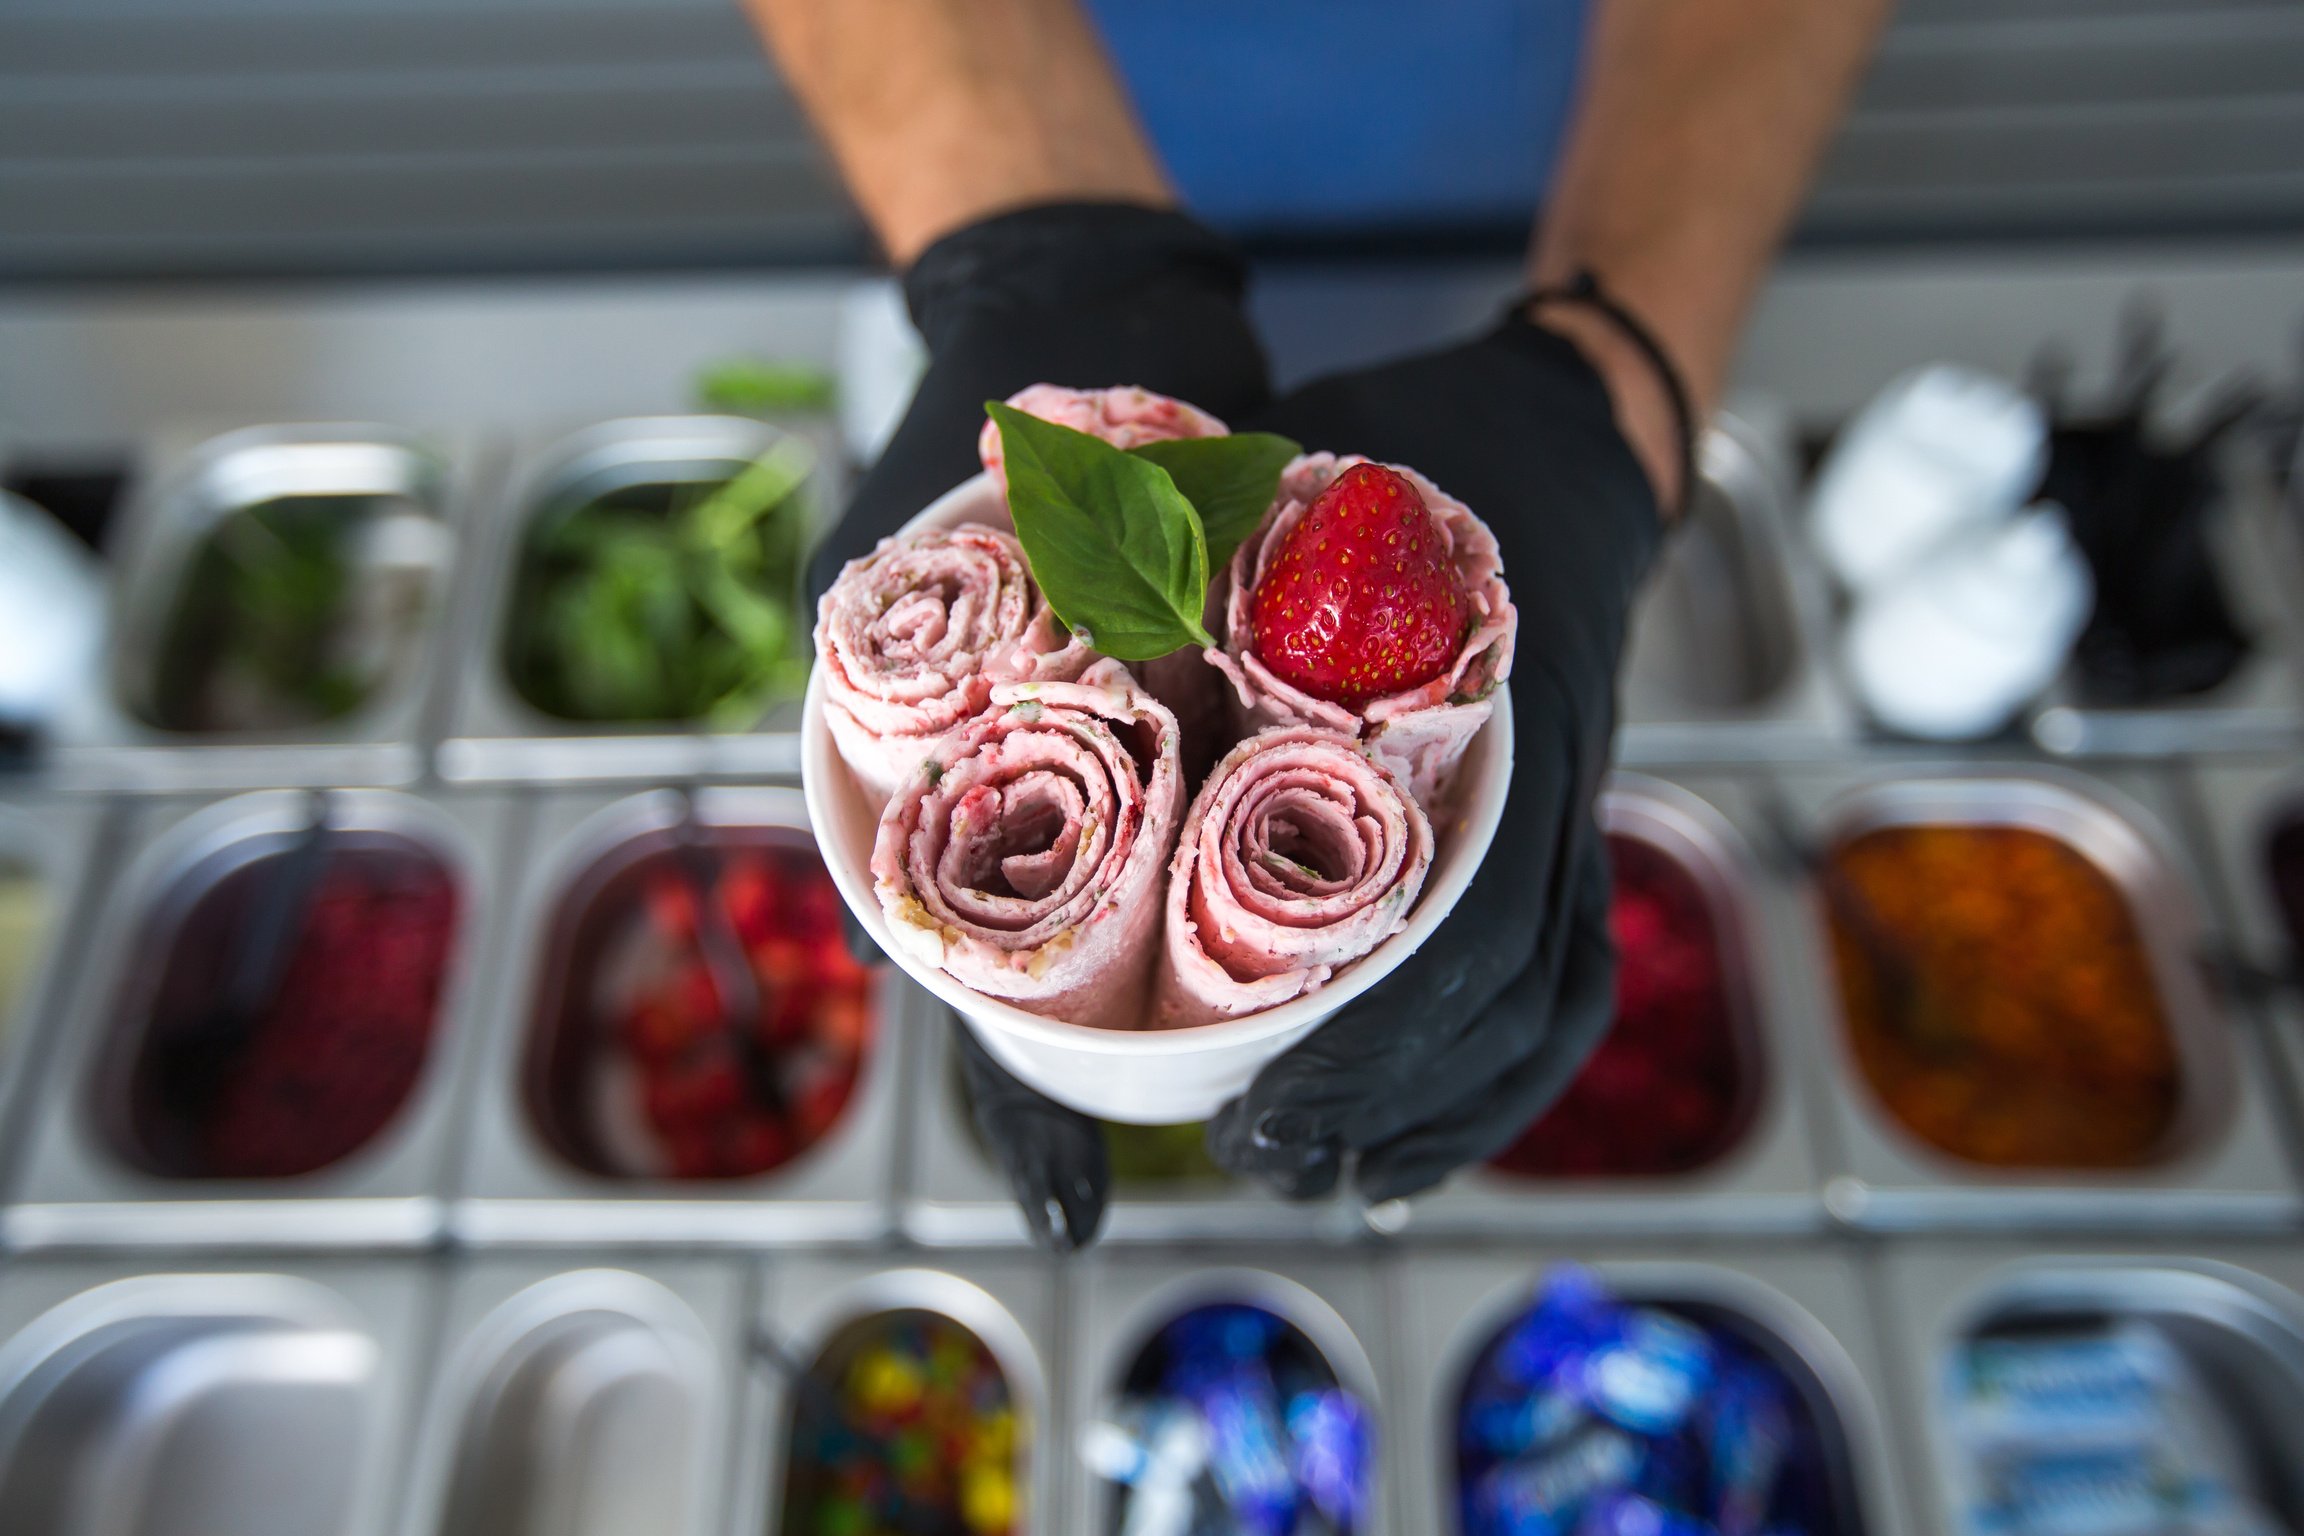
44, 423, 490, 793
1617, 412, 1859, 765
1063, 1246, 1399, 1536
1389, 1240, 1915, 1536
4, 787, 517, 1251
733, 1250, 1065, 1536
448, 784, 900, 1246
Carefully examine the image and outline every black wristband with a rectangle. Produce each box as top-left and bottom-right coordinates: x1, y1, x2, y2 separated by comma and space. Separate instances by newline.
1509, 270, 1699, 521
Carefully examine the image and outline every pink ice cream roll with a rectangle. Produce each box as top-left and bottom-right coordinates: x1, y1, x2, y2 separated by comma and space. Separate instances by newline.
1208, 453, 1516, 810
978, 383, 1228, 492
872, 657, 1184, 1029
1153, 725, 1434, 1030
816, 522, 1094, 802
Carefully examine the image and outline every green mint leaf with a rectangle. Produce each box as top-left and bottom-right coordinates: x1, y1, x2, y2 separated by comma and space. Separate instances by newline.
1127, 432, 1299, 570
679, 438, 814, 551
693, 357, 835, 415
989, 401, 1216, 661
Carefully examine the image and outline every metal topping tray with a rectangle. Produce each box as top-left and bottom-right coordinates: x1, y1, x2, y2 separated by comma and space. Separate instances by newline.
451, 785, 903, 1245
44, 424, 485, 793
1766, 759, 2301, 1230
437, 415, 843, 785
1389, 1242, 1914, 1536
2186, 757, 2304, 1159
733, 1252, 1062, 1536
1398, 771, 1829, 1237
1619, 414, 1855, 762
1065, 1248, 1394, 1534
5, 787, 520, 1251
2027, 427, 2304, 757
397, 1258, 752, 1536
1873, 1240, 2304, 1536
0, 1257, 432, 1536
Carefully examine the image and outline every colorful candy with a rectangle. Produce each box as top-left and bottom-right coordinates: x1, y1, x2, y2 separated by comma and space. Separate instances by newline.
1090, 1302, 1373, 1535
1822, 824, 2181, 1168
581, 836, 873, 1180
1489, 834, 1749, 1180
130, 844, 457, 1178
781, 1310, 1022, 1536
1456, 1267, 1830, 1536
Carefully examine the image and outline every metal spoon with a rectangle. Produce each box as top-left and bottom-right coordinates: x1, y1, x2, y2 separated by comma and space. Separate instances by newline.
158, 789, 335, 1129
671, 789, 786, 1115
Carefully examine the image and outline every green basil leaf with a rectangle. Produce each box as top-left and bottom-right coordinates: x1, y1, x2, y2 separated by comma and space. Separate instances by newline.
1127, 432, 1299, 570
679, 438, 813, 551
988, 401, 1216, 660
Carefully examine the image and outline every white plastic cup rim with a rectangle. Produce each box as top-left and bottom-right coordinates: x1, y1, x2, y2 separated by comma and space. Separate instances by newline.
801, 471, 1514, 1123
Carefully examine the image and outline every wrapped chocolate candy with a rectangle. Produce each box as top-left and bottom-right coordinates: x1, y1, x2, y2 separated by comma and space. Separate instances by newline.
1091, 1302, 1373, 1536
1456, 1268, 1830, 1536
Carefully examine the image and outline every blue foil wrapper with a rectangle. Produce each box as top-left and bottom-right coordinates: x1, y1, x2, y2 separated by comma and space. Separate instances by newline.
1457, 1268, 1818, 1536
1469, 1424, 1646, 1535
1110, 1302, 1374, 1535
1288, 1387, 1372, 1529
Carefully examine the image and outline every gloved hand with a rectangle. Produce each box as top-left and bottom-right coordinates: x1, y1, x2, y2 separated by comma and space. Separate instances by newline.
806, 204, 1272, 1251
1204, 315, 1665, 1204
808, 203, 1663, 1242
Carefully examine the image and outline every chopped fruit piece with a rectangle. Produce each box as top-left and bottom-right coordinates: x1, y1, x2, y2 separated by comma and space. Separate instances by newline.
1250, 462, 1470, 710
578, 837, 876, 1181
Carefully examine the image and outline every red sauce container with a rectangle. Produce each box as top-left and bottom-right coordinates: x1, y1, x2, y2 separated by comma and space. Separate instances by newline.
121, 836, 458, 1179
1488, 827, 1756, 1180
527, 826, 875, 1181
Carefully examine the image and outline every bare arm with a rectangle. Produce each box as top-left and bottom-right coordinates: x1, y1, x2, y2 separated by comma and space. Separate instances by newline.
741, 0, 1172, 267
1530, 0, 1895, 508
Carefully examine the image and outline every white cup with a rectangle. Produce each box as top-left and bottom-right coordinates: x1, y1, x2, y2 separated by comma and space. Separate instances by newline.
802, 473, 1514, 1123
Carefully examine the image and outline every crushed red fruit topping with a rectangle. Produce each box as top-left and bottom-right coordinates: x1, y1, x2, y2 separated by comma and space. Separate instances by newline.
1488, 834, 1749, 1179
603, 842, 875, 1180
1251, 462, 1470, 711
133, 848, 458, 1180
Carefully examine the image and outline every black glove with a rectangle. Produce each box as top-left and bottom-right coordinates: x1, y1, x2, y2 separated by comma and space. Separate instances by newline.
1205, 316, 1665, 1204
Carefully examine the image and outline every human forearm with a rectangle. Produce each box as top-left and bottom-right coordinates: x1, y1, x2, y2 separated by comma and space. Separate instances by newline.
742, 0, 1171, 266
1531, 0, 1893, 503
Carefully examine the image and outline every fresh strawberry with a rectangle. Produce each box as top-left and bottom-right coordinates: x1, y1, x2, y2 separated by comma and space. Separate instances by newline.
1250, 462, 1469, 709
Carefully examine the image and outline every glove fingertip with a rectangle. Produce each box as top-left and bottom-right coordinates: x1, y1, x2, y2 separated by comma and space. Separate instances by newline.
1355, 1150, 1454, 1209
995, 1121, 1108, 1254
